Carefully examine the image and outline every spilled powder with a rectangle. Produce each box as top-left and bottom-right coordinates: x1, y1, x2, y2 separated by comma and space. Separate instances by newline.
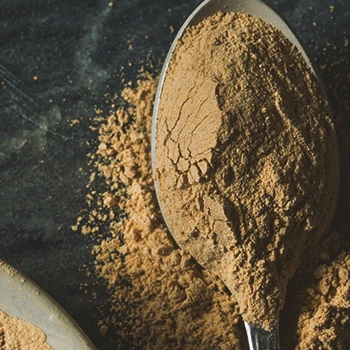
156, 12, 338, 330
74, 20, 350, 350
0, 311, 52, 350
295, 252, 350, 348
76, 71, 350, 349
80, 75, 247, 349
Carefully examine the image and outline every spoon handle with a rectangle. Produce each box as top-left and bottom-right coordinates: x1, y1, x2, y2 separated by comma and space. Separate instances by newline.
244, 322, 279, 350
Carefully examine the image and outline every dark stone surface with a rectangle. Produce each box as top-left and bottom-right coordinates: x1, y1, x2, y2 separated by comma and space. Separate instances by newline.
0, 0, 348, 349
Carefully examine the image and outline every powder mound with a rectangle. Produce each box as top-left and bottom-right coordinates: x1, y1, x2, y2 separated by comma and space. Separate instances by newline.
0, 311, 52, 350
295, 252, 350, 349
76, 72, 349, 348
81, 75, 248, 349
156, 12, 338, 330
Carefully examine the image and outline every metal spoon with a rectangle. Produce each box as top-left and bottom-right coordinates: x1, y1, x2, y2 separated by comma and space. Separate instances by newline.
151, 1, 336, 349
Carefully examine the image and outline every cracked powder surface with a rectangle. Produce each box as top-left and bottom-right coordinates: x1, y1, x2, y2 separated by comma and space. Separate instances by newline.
81, 75, 247, 349
155, 12, 338, 330
75, 16, 350, 350
77, 70, 350, 349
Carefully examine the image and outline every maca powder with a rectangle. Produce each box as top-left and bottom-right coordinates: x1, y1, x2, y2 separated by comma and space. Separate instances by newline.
74, 12, 349, 350
0, 311, 51, 350
156, 12, 338, 331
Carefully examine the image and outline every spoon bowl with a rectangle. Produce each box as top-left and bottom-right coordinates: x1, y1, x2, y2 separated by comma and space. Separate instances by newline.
151, 1, 338, 349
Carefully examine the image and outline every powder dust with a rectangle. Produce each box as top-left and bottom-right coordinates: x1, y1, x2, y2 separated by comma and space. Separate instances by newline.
0, 311, 52, 350
78, 74, 247, 349
156, 12, 338, 330
295, 252, 350, 348
76, 71, 350, 349
74, 16, 350, 350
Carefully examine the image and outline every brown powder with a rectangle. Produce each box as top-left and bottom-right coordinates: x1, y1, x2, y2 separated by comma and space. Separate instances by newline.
81, 75, 247, 349
77, 71, 350, 348
0, 311, 52, 350
75, 22, 350, 350
295, 252, 350, 348
155, 12, 338, 331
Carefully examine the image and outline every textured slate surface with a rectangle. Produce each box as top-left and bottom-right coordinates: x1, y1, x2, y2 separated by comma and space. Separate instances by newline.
0, 0, 349, 349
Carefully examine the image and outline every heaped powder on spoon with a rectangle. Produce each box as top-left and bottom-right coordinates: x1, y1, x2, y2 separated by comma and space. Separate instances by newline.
74, 70, 350, 349
76, 74, 350, 349
74, 14, 350, 350
155, 12, 338, 330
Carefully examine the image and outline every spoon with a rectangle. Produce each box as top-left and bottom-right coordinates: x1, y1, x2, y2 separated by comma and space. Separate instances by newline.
151, 1, 336, 349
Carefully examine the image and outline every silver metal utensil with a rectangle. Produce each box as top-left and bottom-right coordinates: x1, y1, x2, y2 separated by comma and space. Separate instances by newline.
0, 260, 96, 350
151, 1, 336, 349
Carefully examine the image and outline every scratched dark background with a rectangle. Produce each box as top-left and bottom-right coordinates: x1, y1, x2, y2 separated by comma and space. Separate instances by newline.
0, 0, 349, 349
